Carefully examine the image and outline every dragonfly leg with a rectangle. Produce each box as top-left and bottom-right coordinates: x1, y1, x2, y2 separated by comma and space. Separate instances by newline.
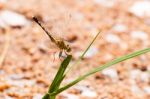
64, 51, 69, 56
59, 50, 63, 59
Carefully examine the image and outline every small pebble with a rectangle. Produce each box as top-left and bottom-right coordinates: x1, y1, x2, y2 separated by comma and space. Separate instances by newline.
75, 85, 97, 98
4, 95, 12, 99
94, 0, 116, 7
7, 79, 36, 88
0, 17, 6, 28
0, 70, 5, 74
130, 69, 141, 80
0, 0, 7, 3
74, 12, 84, 21
84, 47, 99, 58
0, 10, 29, 27
102, 68, 118, 80
112, 23, 127, 32
8, 74, 24, 80
131, 31, 148, 40
140, 72, 150, 82
81, 90, 97, 98
129, 1, 150, 17
131, 84, 143, 94
33, 94, 43, 99
130, 69, 149, 82
105, 33, 121, 44
143, 87, 150, 94
62, 93, 79, 99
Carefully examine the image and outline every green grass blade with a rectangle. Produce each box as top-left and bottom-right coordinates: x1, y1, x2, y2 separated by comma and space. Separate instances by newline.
42, 93, 49, 99
49, 55, 72, 93
50, 48, 150, 95
42, 55, 72, 99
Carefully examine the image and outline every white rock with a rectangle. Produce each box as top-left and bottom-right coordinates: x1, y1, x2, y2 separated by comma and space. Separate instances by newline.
130, 69, 141, 80
4, 95, 12, 99
75, 85, 97, 98
81, 90, 97, 98
140, 72, 150, 82
144, 87, 150, 94
112, 23, 127, 32
84, 47, 99, 58
74, 12, 84, 21
7, 79, 36, 88
131, 84, 143, 94
0, 0, 7, 3
33, 94, 43, 99
0, 18, 6, 28
0, 10, 29, 27
102, 68, 118, 80
0, 70, 5, 74
62, 93, 79, 99
94, 0, 116, 7
105, 33, 121, 44
129, 1, 150, 17
8, 74, 24, 80
130, 69, 149, 82
131, 31, 148, 40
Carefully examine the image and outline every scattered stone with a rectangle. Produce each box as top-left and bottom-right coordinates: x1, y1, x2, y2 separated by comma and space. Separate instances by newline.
129, 1, 150, 17
33, 94, 43, 99
94, 0, 116, 7
0, 0, 7, 3
0, 70, 5, 74
105, 33, 121, 44
74, 12, 84, 21
140, 72, 150, 82
131, 84, 143, 94
130, 69, 150, 82
131, 31, 148, 40
102, 68, 118, 80
112, 23, 127, 32
62, 93, 79, 99
84, 47, 99, 58
130, 69, 141, 80
0, 10, 29, 28
143, 87, 150, 94
75, 85, 97, 98
4, 95, 13, 99
74, 47, 98, 59
7, 79, 36, 88
8, 74, 24, 80
81, 89, 97, 98
0, 17, 6, 28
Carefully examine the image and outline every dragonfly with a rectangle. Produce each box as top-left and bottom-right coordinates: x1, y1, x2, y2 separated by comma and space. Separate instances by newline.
33, 17, 71, 58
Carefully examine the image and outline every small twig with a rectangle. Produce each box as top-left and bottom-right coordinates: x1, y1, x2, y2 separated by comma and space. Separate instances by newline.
0, 28, 10, 67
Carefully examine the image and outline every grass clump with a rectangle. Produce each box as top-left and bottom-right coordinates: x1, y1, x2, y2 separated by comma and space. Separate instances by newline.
42, 31, 150, 99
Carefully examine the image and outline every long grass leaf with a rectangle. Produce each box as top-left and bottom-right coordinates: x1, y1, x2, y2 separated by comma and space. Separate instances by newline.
50, 48, 150, 95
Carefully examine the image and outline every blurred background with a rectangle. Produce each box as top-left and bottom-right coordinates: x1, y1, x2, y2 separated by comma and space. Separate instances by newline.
0, 0, 150, 99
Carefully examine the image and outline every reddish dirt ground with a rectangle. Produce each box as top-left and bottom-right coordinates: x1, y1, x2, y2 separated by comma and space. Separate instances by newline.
0, 0, 150, 99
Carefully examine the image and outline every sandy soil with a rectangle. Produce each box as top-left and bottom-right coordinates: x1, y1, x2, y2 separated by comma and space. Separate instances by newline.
0, 0, 150, 99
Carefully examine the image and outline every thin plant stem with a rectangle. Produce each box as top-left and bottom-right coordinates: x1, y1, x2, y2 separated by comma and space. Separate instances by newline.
65, 31, 101, 74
